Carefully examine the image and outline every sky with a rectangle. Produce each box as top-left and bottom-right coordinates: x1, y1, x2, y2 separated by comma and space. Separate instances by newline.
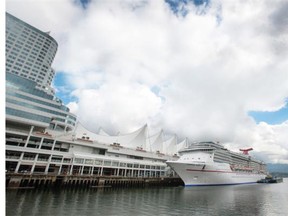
5, 0, 288, 164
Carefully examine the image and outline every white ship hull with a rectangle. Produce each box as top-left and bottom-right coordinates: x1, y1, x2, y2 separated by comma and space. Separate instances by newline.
167, 161, 266, 186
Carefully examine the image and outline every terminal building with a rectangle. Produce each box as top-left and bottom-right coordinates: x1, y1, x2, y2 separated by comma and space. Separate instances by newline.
5, 12, 187, 179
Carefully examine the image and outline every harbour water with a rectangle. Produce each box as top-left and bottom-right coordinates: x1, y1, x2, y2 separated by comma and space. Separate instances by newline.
6, 178, 288, 216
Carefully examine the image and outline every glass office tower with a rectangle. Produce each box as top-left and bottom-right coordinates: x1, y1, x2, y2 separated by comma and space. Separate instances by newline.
6, 12, 58, 95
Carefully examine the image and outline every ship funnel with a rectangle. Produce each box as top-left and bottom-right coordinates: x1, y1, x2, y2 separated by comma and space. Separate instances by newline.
239, 148, 253, 155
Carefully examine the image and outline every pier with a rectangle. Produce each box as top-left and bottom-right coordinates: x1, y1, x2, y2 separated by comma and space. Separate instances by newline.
6, 173, 184, 189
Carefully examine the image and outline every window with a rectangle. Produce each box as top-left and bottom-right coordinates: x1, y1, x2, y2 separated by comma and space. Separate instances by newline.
120, 162, 126, 167
74, 158, 84, 164
103, 160, 111, 166
6, 107, 51, 123
94, 160, 102, 165
112, 161, 119, 166
85, 159, 93, 165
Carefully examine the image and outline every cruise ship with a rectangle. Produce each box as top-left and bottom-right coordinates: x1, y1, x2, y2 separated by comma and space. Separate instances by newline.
166, 142, 267, 186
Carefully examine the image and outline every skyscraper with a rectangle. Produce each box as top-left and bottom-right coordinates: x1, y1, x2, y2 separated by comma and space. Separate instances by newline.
5, 12, 77, 132
6, 12, 57, 95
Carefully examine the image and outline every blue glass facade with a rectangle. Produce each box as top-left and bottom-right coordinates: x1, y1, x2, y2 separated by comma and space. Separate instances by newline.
6, 107, 51, 123
6, 72, 53, 99
6, 74, 77, 130
6, 71, 77, 130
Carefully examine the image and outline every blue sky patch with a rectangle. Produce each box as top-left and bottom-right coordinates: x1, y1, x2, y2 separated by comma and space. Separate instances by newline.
75, 0, 211, 15
53, 72, 76, 105
165, 0, 210, 16
74, 0, 91, 9
249, 102, 288, 125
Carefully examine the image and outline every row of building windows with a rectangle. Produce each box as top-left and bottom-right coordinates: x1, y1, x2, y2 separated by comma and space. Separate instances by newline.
7, 49, 46, 62
6, 55, 52, 69
6, 98, 72, 119
7, 40, 56, 66
6, 34, 56, 52
6, 66, 46, 81
7, 91, 58, 108
6, 107, 51, 124
6, 57, 50, 69
7, 38, 55, 61
7, 91, 77, 122
7, 23, 56, 47
73, 158, 165, 170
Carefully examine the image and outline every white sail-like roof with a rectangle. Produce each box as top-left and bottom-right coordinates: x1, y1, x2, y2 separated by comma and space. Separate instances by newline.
177, 138, 189, 152
163, 134, 178, 155
98, 127, 110, 136
48, 120, 194, 157
74, 122, 147, 149
149, 130, 164, 153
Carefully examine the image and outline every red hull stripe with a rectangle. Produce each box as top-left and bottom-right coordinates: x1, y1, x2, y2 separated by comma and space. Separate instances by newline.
186, 169, 234, 173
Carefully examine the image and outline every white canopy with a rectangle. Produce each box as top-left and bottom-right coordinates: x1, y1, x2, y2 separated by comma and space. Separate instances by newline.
163, 135, 178, 155
70, 121, 191, 155
149, 130, 164, 153
177, 138, 189, 153
74, 122, 147, 149
98, 127, 110, 136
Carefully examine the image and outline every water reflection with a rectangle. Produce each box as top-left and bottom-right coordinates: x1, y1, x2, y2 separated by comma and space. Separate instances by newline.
6, 179, 288, 216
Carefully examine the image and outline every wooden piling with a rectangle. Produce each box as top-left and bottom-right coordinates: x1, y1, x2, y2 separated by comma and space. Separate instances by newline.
6, 173, 184, 189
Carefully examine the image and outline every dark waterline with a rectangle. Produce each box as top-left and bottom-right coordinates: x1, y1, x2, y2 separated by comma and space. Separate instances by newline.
6, 179, 288, 216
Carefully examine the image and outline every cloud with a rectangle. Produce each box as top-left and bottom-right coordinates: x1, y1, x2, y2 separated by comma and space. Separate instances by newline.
226, 121, 288, 164
269, 1, 288, 35
6, 0, 288, 163
68, 81, 162, 134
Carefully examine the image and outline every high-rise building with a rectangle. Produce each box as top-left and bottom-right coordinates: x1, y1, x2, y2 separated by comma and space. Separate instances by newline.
6, 12, 57, 95
6, 12, 77, 133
